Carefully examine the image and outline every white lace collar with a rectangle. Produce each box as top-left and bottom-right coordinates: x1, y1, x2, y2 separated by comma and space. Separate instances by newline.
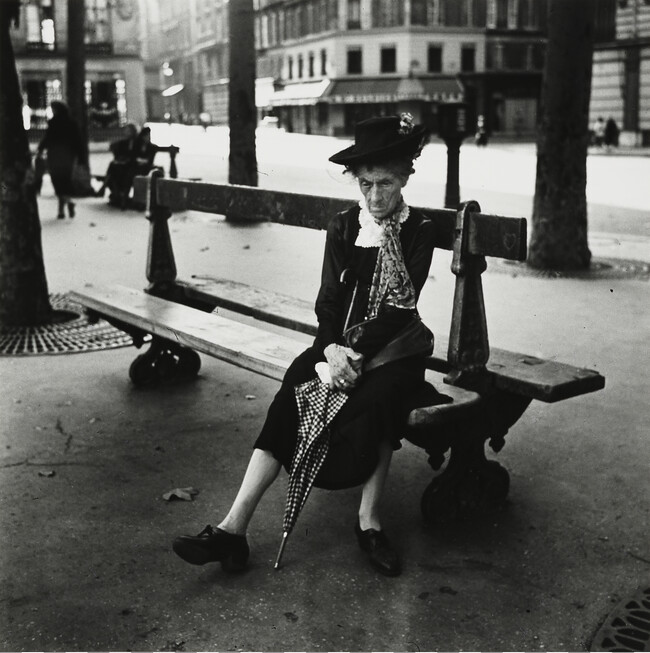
355, 200, 409, 248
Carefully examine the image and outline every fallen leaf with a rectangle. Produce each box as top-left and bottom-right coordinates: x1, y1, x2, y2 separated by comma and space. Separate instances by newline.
243, 244, 250, 250
439, 586, 458, 595
89, 417, 98, 424
89, 222, 96, 227
162, 487, 199, 502
38, 470, 56, 478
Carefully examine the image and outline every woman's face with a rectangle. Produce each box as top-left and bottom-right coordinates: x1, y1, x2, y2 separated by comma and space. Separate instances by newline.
357, 164, 407, 220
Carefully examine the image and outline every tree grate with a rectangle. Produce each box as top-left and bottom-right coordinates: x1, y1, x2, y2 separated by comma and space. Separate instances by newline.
591, 586, 650, 652
489, 257, 650, 280
0, 293, 139, 356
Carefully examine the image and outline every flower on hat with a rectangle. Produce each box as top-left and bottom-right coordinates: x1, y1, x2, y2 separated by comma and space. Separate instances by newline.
398, 112, 414, 135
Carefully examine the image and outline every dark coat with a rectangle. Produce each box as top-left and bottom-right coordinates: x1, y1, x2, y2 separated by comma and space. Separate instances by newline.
39, 115, 83, 196
110, 136, 137, 161
254, 205, 439, 488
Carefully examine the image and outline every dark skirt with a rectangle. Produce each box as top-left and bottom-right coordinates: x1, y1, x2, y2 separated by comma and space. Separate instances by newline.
47, 146, 75, 197
254, 345, 432, 488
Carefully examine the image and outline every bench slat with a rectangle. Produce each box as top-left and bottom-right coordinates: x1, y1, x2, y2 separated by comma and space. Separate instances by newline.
167, 277, 605, 403
70, 285, 305, 381
133, 177, 526, 260
179, 277, 318, 336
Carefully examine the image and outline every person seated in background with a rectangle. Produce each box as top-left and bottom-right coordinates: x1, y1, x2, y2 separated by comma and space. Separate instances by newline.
97, 124, 160, 208
95, 122, 138, 202
131, 126, 159, 178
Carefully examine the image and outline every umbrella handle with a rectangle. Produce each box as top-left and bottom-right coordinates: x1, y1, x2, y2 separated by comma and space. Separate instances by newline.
274, 532, 289, 570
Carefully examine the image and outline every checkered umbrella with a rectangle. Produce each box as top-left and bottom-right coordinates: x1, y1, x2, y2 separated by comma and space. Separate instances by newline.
274, 377, 348, 569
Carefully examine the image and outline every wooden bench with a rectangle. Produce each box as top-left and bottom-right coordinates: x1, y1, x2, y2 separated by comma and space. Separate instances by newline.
70, 169, 605, 524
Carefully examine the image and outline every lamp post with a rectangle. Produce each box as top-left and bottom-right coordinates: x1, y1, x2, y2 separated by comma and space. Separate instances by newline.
437, 102, 471, 208
161, 61, 174, 122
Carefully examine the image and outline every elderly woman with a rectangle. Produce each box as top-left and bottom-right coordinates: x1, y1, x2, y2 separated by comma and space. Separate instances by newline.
173, 115, 436, 577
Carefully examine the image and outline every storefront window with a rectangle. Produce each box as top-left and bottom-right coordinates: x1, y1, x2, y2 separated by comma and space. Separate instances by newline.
74, 78, 127, 128
22, 77, 62, 129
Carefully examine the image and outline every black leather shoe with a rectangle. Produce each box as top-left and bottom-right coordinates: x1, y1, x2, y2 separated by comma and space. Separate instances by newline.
172, 524, 249, 572
354, 521, 401, 577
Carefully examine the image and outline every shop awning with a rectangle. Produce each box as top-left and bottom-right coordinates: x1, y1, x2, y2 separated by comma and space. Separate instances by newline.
269, 79, 333, 106
326, 77, 463, 104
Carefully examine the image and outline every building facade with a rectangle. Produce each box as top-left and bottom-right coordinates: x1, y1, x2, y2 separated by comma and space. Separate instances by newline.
141, 0, 548, 136
591, 0, 650, 146
256, 0, 547, 136
139, 0, 230, 123
11, 0, 146, 136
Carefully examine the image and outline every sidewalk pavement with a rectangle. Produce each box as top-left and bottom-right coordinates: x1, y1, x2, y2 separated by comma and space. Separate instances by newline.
0, 190, 648, 652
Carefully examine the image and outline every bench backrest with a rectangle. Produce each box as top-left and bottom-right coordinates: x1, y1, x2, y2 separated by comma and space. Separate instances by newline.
135, 170, 527, 391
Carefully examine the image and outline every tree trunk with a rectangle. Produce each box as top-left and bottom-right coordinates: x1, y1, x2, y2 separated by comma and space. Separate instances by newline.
228, 0, 258, 189
67, 0, 93, 195
529, 0, 595, 270
0, 4, 52, 326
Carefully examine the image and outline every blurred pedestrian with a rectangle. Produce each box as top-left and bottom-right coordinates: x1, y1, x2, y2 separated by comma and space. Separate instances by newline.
199, 111, 211, 131
592, 116, 605, 147
604, 117, 619, 152
36, 100, 83, 219
475, 114, 488, 147
514, 109, 524, 138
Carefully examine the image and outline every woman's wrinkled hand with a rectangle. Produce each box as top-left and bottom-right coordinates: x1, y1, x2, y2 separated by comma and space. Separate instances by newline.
324, 344, 363, 391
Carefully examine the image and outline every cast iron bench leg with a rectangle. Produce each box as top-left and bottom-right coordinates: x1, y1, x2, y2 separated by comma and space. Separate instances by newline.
129, 337, 201, 387
419, 390, 532, 523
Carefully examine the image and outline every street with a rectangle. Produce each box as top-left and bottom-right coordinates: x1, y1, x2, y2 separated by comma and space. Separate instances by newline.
141, 123, 650, 231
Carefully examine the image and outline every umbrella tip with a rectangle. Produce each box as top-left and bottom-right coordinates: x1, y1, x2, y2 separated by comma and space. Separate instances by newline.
274, 531, 289, 570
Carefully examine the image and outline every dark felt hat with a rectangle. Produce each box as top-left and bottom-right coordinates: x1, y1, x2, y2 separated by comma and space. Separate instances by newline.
329, 113, 428, 166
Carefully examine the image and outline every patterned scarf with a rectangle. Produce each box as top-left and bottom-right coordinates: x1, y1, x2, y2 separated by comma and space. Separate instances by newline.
357, 200, 417, 319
